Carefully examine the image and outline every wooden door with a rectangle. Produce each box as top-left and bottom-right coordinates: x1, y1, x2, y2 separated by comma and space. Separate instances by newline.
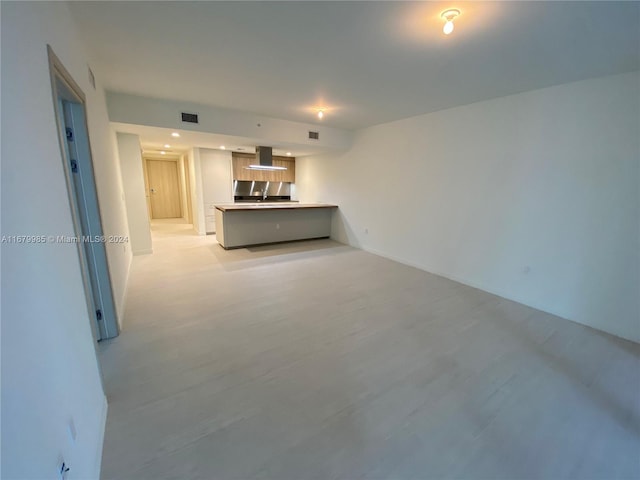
147, 159, 182, 218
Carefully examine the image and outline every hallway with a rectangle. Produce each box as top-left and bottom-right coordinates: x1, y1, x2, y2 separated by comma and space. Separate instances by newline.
98, 226, 640, 479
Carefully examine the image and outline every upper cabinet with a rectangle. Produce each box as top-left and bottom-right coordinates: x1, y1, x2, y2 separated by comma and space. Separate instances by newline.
232, 155, 255, 181
274, 158, 295, 183
232, 153, 295, 183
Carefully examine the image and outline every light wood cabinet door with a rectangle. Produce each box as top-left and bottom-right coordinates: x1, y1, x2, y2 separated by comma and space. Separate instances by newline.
274, 158, 295, 183
284, 159, 295, 183
232, 156, 253, 181
232, 154, 295, 183
265, 164, 280, 183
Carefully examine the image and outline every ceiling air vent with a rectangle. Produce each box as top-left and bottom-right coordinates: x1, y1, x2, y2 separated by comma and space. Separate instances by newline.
181, 112, 199, 124
308, 131, 319, 140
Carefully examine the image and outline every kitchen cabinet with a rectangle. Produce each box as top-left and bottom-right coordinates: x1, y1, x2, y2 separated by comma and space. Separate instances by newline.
215, 203, 336, 249
232, 154, 295, 183
274, 158, 295, 182
200, 149, 233, 234
232, 155, 254, 181
205, 204, 217, 233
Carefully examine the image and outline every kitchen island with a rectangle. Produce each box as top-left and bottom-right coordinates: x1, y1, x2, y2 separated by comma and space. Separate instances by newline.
214, 203, 338, 249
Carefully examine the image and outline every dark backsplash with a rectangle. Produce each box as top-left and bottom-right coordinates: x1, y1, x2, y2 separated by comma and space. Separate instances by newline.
234, 196, 292, 202
233, 180, 291, 201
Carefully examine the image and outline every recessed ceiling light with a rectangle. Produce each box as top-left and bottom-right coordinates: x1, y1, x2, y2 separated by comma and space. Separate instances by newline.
220, 145, 226, 150
164, 144, 171, 148
317, 110, 324, 119
441, 8, 461, 35
160, 151, 166, 155
171, 132, 180, 138
286, 152, 292, 156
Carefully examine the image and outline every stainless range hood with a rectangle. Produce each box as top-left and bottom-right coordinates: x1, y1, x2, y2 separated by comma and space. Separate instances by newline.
246, 146, 287, 171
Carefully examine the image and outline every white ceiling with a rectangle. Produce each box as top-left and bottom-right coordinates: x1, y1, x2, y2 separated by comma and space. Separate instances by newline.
70, 1, 639, 130
112, 123, 327, 158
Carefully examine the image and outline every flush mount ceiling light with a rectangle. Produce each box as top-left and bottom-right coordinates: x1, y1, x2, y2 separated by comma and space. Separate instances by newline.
317, 109, 324, 119
171, 132, 180, 138
441, 8, 461, 35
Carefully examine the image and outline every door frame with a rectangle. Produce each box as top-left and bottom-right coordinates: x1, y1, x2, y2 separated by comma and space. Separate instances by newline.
47, 45, 119, 341
182, 154, 193, 223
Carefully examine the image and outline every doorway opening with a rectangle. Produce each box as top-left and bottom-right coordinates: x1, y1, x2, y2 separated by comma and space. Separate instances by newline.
48, 45, 119, 341
142, 152, 196, 238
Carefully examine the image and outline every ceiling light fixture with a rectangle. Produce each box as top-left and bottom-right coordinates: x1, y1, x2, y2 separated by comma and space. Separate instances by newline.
220, 145, 226, 150
171, 132, 180, 138
160, 151, 166, 155
164, 144, 171, 148
286, 152, 292, 156
441, 8, 461, 35
317, 109, 324, 119
245, 165, 287, 171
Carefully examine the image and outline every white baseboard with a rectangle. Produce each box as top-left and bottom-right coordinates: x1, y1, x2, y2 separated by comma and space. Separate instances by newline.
360, 245, 573, 323
356, 244, 637, 344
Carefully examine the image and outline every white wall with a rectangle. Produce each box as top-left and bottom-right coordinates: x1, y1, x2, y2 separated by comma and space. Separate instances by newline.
178, 154, 191, 223
297, 71, 640, 343
116, 132, 152, 255
187, 148, 206, 235
1, 2, 132, 478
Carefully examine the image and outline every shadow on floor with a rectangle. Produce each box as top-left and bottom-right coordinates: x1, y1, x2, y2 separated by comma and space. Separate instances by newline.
210, 238, 352, 271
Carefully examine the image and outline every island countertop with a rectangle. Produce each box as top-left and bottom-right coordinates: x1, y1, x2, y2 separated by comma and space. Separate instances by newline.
215, 203, 337, 212
214, 203, 337, 248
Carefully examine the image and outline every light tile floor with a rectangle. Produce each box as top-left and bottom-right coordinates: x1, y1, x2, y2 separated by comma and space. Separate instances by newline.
99, 222, 640, 479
